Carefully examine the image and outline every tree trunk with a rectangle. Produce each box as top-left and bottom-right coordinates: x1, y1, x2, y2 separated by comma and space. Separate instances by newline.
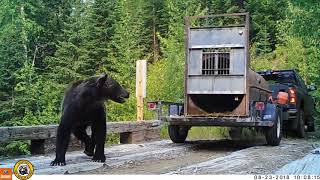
20, 5, 28, 61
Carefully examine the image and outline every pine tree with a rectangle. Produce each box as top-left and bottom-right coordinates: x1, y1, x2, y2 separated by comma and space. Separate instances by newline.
244, 0, 288, 53
144, 0, 171, 61
0, 1, 32, 124
107, 0, 147, 87
147, 0, 206, 102
82, 0, 118, 75
0, 0, 74, 125
46, 0, 88, 84
105, 0, 149, 121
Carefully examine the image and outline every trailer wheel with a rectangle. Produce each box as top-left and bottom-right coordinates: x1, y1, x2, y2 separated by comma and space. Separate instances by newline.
296, 109, 305, 138
168, 125, 188, 143
265, 109, 282, 146
229, 127, 242, 140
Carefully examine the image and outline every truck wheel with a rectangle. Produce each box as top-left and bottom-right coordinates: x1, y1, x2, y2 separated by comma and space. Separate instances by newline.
307, 116, 315, 132
168, 125, 188, 143
296, 109, 305, 138
265, 110, 282, 146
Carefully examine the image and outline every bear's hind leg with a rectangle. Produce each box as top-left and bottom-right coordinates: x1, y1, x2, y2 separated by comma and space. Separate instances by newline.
72, 126, 94, 156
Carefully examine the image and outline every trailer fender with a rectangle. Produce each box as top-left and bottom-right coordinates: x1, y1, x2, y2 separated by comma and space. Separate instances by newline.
262, 103, 278, 122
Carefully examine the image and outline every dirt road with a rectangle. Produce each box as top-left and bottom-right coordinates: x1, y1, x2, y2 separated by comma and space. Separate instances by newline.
81, 138, 316, 175
1, 138, 317, 175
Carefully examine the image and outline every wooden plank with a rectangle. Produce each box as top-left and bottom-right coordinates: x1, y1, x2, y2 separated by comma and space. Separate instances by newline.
0, 140, 191, 175
144, 128, 161, 142
24, 140, 189, 175
276, 148, 320, 175
0, 125, 57, 141
107, 120, 161, 133
0, 120, 161, 143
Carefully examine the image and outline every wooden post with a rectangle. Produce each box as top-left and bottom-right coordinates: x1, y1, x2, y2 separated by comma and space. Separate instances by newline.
137, 91, 143, 121
136, 60, 147, 121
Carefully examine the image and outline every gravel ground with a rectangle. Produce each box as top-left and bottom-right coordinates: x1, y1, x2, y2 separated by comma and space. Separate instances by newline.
1, 137, 317, 175
81, 138, 316, 175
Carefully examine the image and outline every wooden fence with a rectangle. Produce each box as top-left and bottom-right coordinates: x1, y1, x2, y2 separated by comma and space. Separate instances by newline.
0, 120, 161, 154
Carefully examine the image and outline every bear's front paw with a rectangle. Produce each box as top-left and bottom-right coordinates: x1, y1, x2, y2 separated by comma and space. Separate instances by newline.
50, 159, 66, 166
92, 155, 106, 163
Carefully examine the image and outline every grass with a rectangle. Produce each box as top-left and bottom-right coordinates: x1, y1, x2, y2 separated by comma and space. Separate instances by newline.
160, 123, 265, 141
160, 123, 229, 140
188, 127, 229, 140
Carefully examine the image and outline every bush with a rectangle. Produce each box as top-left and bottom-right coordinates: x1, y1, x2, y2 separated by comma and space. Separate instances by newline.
0, 141, 30, 158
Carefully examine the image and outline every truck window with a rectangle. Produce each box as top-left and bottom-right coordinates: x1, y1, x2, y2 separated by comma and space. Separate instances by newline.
262, 71, 297, 85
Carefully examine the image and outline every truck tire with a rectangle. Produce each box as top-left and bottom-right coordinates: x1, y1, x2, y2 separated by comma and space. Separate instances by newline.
265, 109, 282, 146
168, 125, 188, 143
307, 116, 315, 132
296, 109, 305, 138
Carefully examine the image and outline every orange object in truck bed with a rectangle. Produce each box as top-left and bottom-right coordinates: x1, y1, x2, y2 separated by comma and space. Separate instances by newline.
277, 92, 289, 105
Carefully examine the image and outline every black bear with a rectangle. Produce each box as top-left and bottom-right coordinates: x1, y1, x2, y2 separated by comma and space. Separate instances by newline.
50, 73, 129, 166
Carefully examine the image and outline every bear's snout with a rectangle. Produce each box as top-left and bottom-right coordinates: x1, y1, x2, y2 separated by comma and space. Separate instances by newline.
112, 89, 129, 104
122, 91, 129, 98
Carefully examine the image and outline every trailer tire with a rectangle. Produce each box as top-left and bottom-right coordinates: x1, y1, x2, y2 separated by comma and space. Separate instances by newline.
265, 109, 282, 146
168, 125, 188, 143
296, 109, 305, 138
229, 127, 242, 140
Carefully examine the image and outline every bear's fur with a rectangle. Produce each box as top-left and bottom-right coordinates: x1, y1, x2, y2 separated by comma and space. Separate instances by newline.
50, 73, 129, 166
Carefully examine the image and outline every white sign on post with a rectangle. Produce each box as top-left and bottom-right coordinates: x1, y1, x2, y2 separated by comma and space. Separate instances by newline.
136, 60, 147, 98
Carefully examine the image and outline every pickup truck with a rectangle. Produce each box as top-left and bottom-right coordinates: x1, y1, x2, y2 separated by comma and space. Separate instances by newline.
258, 69, 317, 137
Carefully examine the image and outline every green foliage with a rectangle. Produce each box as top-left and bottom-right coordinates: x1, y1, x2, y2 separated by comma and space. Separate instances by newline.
0, 0, 74, 126
251, 0, 320, 132
160, 124, 229, 140
251, 36, 307, 72
245, 0, 288, 54
189, 127, 229, 140
251, 0, 320, 108
106, 133, 120, 145
147, 0, 205, 103
105, 0, 148, 121
0, 141, 30, 157
160, 124, 169, 139
107, 97, 137, 122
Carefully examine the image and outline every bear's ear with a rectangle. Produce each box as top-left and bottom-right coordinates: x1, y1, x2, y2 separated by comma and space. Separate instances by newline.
97, 73, 108, 87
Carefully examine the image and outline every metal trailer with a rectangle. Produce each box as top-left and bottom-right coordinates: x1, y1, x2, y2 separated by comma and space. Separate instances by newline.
165, 13, 283, 146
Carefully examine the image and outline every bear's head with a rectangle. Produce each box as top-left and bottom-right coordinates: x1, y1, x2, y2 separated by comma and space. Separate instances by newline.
96, 73, 129, 103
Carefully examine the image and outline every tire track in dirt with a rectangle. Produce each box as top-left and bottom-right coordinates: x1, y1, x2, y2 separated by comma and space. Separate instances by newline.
1, 138, 314, 175
166, 139, 314, 175
82, 139, 264, 174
